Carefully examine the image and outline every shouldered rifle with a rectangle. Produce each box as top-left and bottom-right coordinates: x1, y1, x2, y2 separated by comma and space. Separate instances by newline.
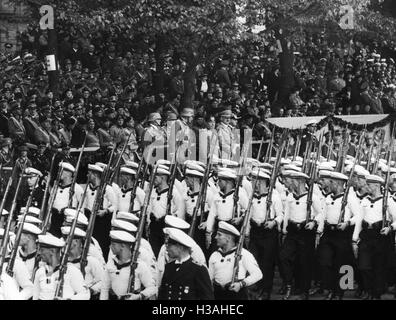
365, 143, 374, 171
189, 134, 218, 237
265, 127, 275, 162
372, 131, 385, 174
382, 122, 396, 229
42, 162, 64, 234
230, 166, 263, 286
128, 152, 146, 212
265, 130, 289, 222
293, 130, 302, 161
40, 153, 57, 220
68, 135, 87, 208
6, 176, 39, 277
335, 129, 349, 173
125, 164, 158, 297
109, 130, 134, 185
301, 134, 313, 173
0, 165, 18, 227
81, 144, 117, 277
305, 142, 320, 225
232, 131, 253, 220
0, 172, 25, 278
54, 202, 84, 299
326, 139, 334, 161
338, 128, 366, 224
166, 128, 187, 216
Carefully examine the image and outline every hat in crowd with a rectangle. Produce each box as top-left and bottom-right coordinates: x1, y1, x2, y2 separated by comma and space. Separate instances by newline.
18, 215, 42, 226
156, 167, 170, 176
111, 219, 137, 233
110, 230, 135, 244
25, 167, 42, 177
354, 165, 370, 177
157, 159, 171, 167
318, 162, 335, 171
390, 167, 396, 180
64, 116, 77, 126
63, 208, 88, 226
180, 108, 194, 117
1, 209, 8, 216
61, 226, 86, 239
217, 221, 240, 237
185, 168, 204, 178
124, 161, 139, 169
250, 169, 270, 180
19, 145, 29, 152
61, 162, 75, 173
163, 227, 195, 249
328, 171, 348, 181
165, 216, 190, 231
38, 233, 65, 248
88, 164, 104, 173
219, 159, 239, 168
20, 206, 40, 217
318, 170, 333, 178
120, 167, 137, 176
283, 164, 301, 172
218, 109, 232, 117
116, 212, 139, 224
217, 169, 237, 180
148, 113, 162, 122
282, 170, 309, 179
365, 174, 384, 184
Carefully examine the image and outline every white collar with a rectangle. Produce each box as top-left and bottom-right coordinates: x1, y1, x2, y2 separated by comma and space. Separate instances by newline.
175, 255, 191, 265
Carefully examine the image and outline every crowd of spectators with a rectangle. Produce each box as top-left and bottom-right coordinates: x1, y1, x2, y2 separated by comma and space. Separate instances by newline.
0, 20, 396, 160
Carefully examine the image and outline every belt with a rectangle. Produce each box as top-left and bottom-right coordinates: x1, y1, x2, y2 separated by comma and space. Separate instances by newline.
324, 222, 338, 231
289, 221, 306, 230
362, 220, 382, 230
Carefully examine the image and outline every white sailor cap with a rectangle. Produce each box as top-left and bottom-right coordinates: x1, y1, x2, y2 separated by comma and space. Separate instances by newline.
283, 164, 302, 172
61, 226, 86, 238
18, 215, 42, 226
354, 165, 370, 177
318, 170, 333, 178
88, 164, 104, 173
217, 169, 237, 180
184, 160, 205, 168
246, 158, 260, 167
258, 162, 274, 170
60, 162, 75, 173
344, 159, 354, 167
63, 208, 88, 226
124, 161, 139, 169
328, 171, 348, 181
185, 162, 205, 173
250, 169, 270, 180
116, 212, 139, 224
120, 167, 137, 176
110, 230, 135, 244
163, 227, 195, 248
156, 159, 171, 167
218, 221, 240, 237
95, 162, 107, 169
185, 169, 204, 178
318, 162, 335, 171
165, 215, 190, 230
0, 228, 15, 238
111, 219, 137, 233
282, 171, 309, 179
20, 207, 40, 217
157, 167, 170, 176
38, 233, 65, 248
25, 167, 43, 177
1, 209, 8, 216
378, 162, 388, 172
365, 174, 385, 184
290, 160, 303, 167
21, 223, 42, 235
280, 158, 292, 165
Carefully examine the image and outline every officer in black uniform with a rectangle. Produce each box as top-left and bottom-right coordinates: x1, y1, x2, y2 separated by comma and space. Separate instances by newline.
158, 227, 214, 300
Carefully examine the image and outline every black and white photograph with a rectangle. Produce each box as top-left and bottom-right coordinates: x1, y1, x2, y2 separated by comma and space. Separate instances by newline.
0, 0, 396, 307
